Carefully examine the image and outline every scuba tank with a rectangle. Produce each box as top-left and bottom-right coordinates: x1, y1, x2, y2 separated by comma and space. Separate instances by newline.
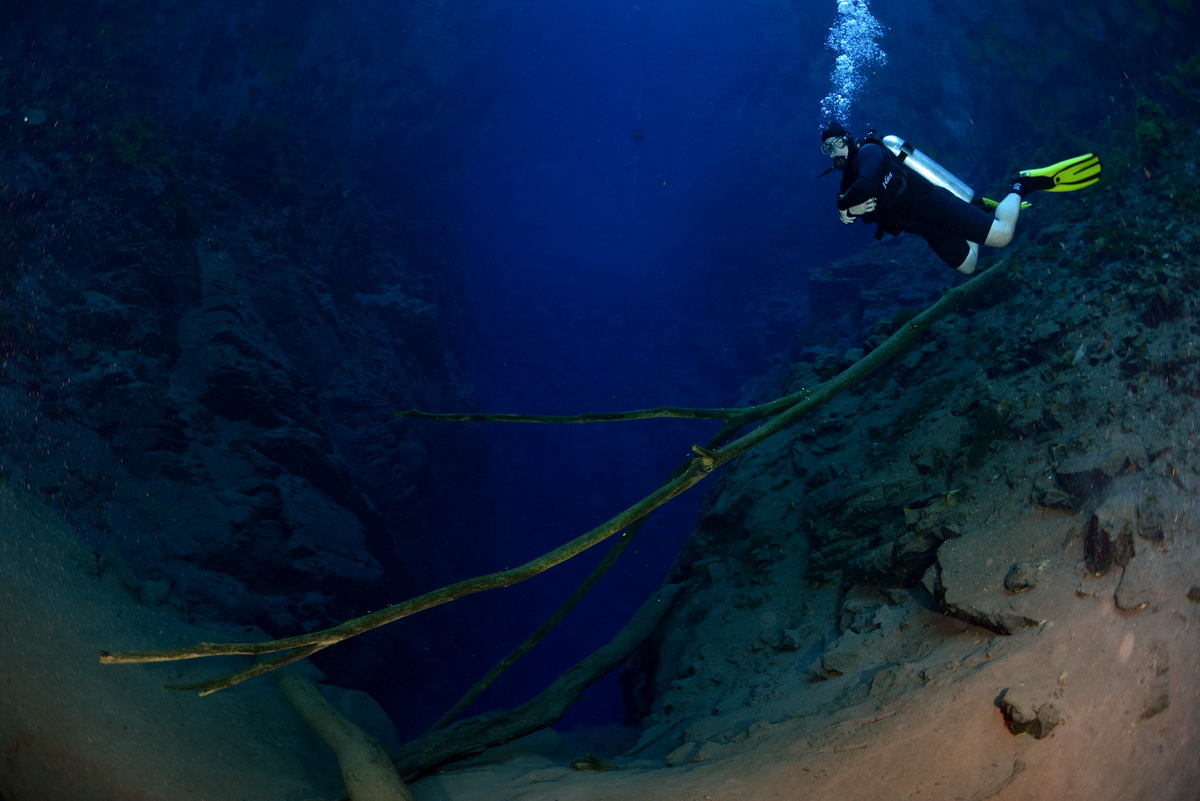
880, 134, 974, 203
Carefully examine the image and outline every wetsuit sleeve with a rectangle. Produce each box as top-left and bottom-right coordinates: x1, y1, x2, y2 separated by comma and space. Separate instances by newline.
837, 145, 888, 210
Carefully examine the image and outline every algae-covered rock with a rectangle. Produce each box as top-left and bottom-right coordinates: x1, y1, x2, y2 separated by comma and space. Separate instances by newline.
1085, 482, 1140, 575
1003, 559, 1048, 594
997, 688, 1062, 739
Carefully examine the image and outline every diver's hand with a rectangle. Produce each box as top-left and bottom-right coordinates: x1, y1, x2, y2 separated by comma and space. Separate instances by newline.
838, 208, 856, 225
847, 197, 877, 216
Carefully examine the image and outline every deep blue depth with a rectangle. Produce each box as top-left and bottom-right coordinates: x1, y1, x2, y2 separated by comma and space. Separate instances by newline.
428, 0, 851, 727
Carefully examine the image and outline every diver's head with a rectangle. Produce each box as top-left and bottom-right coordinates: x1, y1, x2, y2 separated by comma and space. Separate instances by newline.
820, 123, 853, 170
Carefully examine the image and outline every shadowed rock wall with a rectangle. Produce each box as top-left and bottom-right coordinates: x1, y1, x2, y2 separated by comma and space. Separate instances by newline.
626, 74, 1200, 797
0, 4, 495, 712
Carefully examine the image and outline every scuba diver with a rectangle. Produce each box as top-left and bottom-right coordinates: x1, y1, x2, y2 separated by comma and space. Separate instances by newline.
820, 123, 1101, 275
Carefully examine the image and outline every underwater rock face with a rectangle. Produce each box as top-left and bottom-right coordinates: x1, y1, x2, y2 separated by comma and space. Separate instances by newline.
0, 2, 497, 658
628, 125, 1200, 798
0, 152, 54, 208
21, 106, 48, 125
1051, 463, 1110, 500
1083, 475, 1180, 579
0, 484, 348, 801
0, 144, 482, 653
1085, 488, 1138, 576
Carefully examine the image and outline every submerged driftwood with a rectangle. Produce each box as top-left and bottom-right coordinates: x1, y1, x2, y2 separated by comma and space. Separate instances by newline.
102, 262, 1006, 773
276, 671, 417, 801
394, 582, 684, 779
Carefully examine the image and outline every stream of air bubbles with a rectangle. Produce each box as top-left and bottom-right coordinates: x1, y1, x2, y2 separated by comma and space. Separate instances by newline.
819, 0, 887, 127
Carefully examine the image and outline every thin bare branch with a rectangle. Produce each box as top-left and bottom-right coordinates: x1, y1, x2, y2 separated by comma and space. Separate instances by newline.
391, 405, 738, 424
100, 262, 1005, 697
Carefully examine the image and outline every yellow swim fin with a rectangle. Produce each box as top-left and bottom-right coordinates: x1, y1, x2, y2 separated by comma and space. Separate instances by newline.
1015, 153, 1103, 193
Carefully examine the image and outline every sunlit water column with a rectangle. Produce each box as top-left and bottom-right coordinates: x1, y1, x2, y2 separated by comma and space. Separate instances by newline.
819, 0, 887, 127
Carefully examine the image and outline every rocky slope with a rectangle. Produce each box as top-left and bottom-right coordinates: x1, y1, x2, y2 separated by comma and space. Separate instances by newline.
0, 13, 496, 715
412, 69, 1200, 801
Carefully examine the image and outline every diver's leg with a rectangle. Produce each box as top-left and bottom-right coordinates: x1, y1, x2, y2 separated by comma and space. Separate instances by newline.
984, 193, 1022, 247
956, 242, 980, 275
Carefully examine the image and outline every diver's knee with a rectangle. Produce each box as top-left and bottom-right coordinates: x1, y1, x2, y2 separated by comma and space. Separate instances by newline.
955, 243, 979, 275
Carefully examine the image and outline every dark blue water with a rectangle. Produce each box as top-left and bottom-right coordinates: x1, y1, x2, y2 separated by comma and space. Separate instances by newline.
427, 0, 853, 726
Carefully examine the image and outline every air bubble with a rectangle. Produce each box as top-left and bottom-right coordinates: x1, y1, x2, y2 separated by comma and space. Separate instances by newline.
819, 0, 886, 128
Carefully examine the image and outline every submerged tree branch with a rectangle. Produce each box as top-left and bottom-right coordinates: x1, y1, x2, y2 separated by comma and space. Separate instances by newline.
392, 406, 738, 424
101, 262, 1005, 696
276, 671, 417, 801
393, 582, 685, 780
431, 516, 650, 731
386, 264, 1009, 777
100, 455, 712, 693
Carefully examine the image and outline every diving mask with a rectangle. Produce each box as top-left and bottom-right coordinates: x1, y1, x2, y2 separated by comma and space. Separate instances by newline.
821, 136, 847, 156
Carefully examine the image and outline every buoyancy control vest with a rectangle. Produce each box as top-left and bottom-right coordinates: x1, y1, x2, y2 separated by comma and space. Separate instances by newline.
841, 133, 919, 239
850, 131, 975, 240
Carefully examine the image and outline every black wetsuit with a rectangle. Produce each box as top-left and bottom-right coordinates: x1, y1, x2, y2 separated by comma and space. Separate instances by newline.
837, 142, 995, 268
